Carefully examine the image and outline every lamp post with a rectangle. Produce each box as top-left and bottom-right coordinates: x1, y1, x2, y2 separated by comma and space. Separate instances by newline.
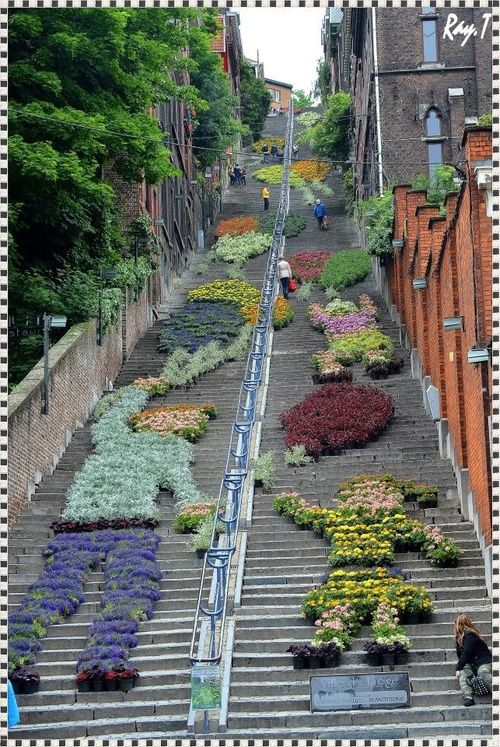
42, 314, 67, 415
97, 268, 118, 346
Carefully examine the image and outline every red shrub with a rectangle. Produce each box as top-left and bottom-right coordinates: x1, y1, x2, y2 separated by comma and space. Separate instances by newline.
280, 383, 394, 459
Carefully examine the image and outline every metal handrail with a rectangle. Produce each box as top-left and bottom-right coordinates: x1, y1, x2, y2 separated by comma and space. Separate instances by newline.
189, 106, 294, 669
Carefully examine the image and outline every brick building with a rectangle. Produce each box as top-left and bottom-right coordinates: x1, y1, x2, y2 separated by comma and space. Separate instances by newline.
264, 78, 293, 113
380, 126, 492, 587
325, 8, 492, 197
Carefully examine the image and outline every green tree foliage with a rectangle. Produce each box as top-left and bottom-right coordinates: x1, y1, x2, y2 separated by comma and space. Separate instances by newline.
357, 192, 395, 260
8, 8, 231, 386
312, 59, 331, 105
239, 60, 271, 145
292, 89, 314, 109
411, 165, 460, 212
190, 26, 242, 168
308, 92, 351, 163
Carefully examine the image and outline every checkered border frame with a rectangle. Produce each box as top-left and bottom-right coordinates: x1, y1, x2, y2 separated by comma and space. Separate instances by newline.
1, 2, 497, 747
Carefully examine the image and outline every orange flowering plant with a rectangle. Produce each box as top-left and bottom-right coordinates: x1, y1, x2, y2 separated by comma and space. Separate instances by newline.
214, 216, 261, 238
129, 403, 217, 441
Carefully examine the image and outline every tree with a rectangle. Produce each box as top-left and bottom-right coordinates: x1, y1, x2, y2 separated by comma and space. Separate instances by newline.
239, 60, 271, 145
312, 59, 331, 105
189, 30, 242, 168
7, 8, 229, 385
308, 92, 351, 163
292, 89, 314, 110
412, 165, 460, 213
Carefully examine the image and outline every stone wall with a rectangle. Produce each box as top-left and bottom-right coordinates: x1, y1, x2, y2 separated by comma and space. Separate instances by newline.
8, 287, 152, 526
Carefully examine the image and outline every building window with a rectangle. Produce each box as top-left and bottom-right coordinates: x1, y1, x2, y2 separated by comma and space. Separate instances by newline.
427, 142, 442, 178
270, 88, 281, 103
426, 108, 441, 137
422, 17, 438, 62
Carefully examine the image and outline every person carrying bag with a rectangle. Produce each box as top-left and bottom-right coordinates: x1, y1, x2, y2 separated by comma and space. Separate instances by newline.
277, 255, 292, 299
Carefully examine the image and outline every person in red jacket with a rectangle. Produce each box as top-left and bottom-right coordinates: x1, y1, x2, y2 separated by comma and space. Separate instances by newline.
455, 614, 492, 706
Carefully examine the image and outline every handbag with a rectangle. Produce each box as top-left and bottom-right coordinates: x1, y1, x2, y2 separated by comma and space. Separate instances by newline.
466, 674, 490, 696
288, 278, 297, 293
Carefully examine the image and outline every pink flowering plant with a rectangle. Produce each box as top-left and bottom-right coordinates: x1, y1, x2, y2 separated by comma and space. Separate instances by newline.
289, 251, 331, 283
312, 603, 361, 650
336, 479, 405, 516
370, 602, 411, 649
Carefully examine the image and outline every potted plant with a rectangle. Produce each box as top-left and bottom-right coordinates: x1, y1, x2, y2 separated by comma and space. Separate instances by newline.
286, 643, 312, 670
9, 668, 41, 695
393, 641, 410, 664
426, 537, 462, 567
316, 641, 340, 668
189, 518, 223, 558
416, 493, 438, 509
117, 667, 138, 692
252, 451, 277, 491
76, 671, 92, 693
363, 641, 385, 667
104, 670, 119, 691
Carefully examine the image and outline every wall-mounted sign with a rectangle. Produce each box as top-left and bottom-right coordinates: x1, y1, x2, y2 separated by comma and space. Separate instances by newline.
310, 672, 411, 712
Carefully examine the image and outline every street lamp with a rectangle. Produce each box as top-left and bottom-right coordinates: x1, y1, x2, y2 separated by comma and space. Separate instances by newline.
42, 314, 67, 415
97, 268, 118, 347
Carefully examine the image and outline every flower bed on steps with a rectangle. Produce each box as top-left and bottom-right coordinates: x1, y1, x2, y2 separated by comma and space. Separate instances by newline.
275, 473, 462, 666
280, 383, 394, 459
289, 251, 331, 283
158, 301, 245, 353
214, 215, 261, 237
9, 528, 162, 692
309, 294, 404, 380
129, 403, 217, 441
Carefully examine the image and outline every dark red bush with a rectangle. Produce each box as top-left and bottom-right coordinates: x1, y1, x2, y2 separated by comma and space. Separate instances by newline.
280, 383, 394, 459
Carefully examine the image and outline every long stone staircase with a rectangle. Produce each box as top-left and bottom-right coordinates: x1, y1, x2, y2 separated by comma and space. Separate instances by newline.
9, 113, 491, 739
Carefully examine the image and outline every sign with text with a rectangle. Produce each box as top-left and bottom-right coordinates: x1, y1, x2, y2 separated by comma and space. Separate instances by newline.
310, 672, 411, 712
191, 664, 221, 712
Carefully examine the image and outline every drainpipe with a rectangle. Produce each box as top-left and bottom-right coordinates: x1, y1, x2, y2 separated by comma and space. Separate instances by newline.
371, 8, 384, 196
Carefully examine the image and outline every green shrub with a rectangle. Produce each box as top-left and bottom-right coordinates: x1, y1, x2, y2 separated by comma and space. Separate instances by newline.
329, 329, 394, 365
319, 250, 371, 291
259, 212, 306, 238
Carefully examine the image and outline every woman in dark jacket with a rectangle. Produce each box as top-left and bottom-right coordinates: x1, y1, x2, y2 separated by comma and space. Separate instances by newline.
455, 614, 492, 706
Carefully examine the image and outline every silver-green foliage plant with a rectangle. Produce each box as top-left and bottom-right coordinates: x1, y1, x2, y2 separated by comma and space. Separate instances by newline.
297, 281, 313, 301
63, 386, 207, 521
189, 518, 225, 551
194, 250, 217, 277
162, 325, 252, 388
225, 264, 246, 280
284, 444, 314, 467
214, 232, 271, 264
325, 287, 341, 301
252, 450, 277, 492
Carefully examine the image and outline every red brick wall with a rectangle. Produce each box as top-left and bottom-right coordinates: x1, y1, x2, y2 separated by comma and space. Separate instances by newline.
389, 128, 492, 544
8, 287, 153, 526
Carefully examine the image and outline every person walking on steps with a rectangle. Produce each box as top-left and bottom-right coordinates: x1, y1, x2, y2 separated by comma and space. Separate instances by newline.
261, 143, 269, 163
314, 199, 327, 230
277, 255, 292, 299
454, 614, 492, 707
262, 185, 270, 211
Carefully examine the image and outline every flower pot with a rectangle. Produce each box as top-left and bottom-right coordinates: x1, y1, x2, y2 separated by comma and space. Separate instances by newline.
418, 499, 438, 509
254, 479, 264, 488
22, 680, 40, 695
403, 611, 420, 625
366, 653, 382, 667
104, 678, 118, 691
10, 680, 22, 695
292, 656, 306, 670
396, 650, 409, 665
307, 655, 321, 669
321, 655, 338, 669
119, 677, 135, 692
382, 653, 396, 666
77, 679, 92, 693
196, 549, 206, 559
419, 611, 433, 624
433, 557, 458, 568
91, 678, 104, 692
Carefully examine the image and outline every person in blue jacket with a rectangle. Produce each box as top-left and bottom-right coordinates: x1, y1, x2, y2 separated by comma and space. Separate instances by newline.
313, 199, 327, 230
